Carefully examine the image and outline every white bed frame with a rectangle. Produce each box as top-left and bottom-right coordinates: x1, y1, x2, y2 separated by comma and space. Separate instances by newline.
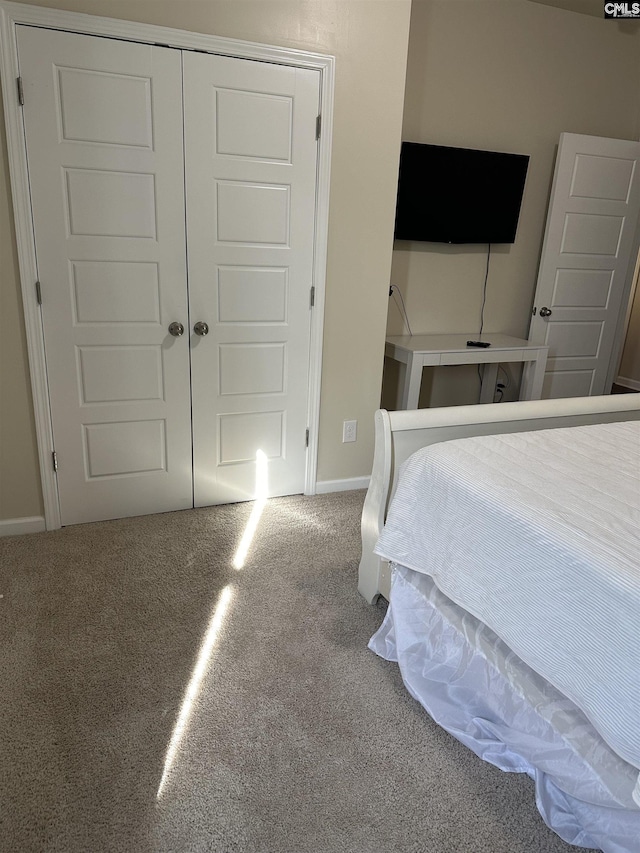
359, 394, 640, 604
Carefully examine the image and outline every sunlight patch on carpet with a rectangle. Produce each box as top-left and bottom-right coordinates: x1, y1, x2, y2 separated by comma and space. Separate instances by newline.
232, 449, 268, 570
157, 584, 234, 800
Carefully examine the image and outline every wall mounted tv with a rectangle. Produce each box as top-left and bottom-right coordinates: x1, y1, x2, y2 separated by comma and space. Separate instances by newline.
394, 141, 530, 244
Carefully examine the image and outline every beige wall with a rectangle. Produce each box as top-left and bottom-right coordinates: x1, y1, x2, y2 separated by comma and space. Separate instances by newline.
0, 0, 412, 521
0, 87, 43, 517
385, 0, 640, 408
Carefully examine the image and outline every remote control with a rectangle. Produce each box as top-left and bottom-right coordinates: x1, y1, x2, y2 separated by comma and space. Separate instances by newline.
466, 340, 491, 348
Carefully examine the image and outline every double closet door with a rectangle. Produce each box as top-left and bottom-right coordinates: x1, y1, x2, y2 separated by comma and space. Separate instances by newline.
18, 26, 320, 526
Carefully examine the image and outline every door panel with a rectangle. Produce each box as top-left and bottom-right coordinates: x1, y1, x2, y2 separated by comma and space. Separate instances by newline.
183, 52, 320, 505
17, 27, 193, 525
528, 133, 640, 399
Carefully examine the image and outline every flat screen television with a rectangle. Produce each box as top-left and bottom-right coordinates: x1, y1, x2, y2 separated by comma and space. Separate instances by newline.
394, 141, 529, 244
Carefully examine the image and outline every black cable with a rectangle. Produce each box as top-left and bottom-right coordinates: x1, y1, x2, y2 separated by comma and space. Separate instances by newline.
498, 364, 511, 389
390, 284, 413, 336
477, 243, 491, 391
479, 242, 491, 338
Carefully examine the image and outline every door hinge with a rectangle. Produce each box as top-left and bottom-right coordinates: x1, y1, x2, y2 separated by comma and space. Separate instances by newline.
52, 451, 58, 472
310, 285, 315, 308
16, 77, 24, 106
35, 281, 42, 305
305, 428, 310, 448
315, 114, 321, 140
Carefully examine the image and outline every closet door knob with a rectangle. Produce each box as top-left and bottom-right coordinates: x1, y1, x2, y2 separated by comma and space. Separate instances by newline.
539, 307, 552, 318
168, 322, 185, 337
194, 321, 209, 336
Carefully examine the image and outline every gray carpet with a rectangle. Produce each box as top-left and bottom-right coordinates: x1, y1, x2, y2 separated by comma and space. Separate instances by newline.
0, 491, 578, 853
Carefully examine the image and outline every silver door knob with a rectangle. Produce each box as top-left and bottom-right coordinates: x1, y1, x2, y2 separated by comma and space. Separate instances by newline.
539, 307, 552, 318
194, 321, 209, 336
168, 322, 185, 337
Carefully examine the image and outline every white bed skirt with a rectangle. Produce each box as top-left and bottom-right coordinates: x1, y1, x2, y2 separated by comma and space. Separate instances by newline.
369, 565, 640, 853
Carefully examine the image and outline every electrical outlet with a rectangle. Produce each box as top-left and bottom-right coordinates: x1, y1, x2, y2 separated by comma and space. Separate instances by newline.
342, 419, 357, 443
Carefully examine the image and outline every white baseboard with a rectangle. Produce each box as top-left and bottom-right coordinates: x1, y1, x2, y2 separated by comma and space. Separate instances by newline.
315, 476, 370, 494
0, 516, 46, 537
615, 376, 640, 392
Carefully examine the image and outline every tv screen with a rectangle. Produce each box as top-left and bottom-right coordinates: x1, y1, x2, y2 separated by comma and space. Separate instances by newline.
394, 142, 529, 244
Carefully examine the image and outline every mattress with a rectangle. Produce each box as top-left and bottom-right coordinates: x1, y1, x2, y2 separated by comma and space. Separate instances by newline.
374, 420, 640, 803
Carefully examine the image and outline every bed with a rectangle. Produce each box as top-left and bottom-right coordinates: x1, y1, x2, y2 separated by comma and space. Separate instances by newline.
359, 394, 640, 853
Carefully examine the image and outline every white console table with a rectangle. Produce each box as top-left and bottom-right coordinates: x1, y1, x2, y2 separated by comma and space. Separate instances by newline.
385, 333, 549, 409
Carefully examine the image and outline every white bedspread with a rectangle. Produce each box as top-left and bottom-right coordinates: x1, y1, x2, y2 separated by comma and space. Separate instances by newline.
375, 420, 640, 801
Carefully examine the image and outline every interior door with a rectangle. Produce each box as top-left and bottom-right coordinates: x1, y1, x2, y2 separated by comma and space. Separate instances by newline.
17, 26, 193, 525
528, 133, 640, 398
18, 26, 322, 525
183, 52, 320, 505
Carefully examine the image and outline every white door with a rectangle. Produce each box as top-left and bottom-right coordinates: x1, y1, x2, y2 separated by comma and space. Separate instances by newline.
528, 133, 640, 398
183, 53, 319, 505
18, 27, 321, 524
17, 26, 193, 525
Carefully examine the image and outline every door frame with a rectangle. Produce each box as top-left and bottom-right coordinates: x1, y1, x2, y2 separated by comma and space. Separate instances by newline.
0, 0, 334, 530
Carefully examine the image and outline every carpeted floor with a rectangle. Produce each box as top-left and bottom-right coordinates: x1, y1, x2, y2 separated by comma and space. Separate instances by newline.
0, 491, 578, 853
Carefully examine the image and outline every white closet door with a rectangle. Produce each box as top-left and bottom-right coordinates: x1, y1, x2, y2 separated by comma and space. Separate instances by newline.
17, 27, 193, 525
183, 53, 320, 505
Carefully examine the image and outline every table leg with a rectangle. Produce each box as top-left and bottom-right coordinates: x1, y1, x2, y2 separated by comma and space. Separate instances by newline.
479, 363, 498, 404
395, 361, 407, 410
400, 354, 423, 409
520, 351, 548, 401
